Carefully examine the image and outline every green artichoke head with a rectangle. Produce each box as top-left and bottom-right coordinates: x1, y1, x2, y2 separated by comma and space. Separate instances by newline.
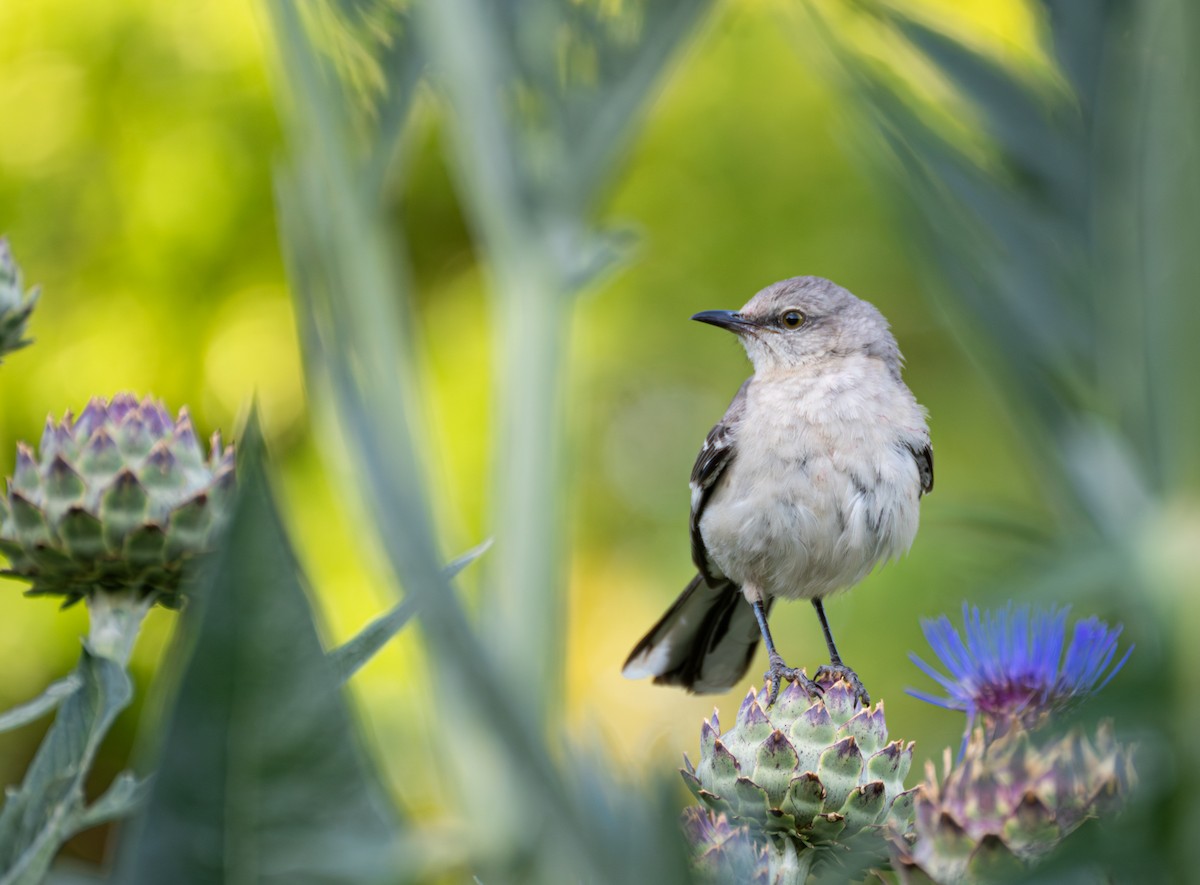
0, 238, 38, 362
0, 394, 235, 607
683, 674, 917, 860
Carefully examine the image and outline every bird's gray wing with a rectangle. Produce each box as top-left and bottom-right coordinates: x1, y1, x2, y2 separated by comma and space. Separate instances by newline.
908, 442, 934, 496
689, 379, 750, 582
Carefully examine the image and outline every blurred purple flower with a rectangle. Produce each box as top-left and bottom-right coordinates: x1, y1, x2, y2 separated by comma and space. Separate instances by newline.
908, 603, 1132, 744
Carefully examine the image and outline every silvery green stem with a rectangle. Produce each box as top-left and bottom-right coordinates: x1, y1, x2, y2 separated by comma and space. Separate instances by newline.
417, 0, 573, 712
488, 263, 570, 705
774, 840, 813, 885
86, 591, 155, 667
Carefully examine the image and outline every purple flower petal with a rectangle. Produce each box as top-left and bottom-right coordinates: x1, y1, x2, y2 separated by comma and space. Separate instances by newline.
909, 603, 1131, 741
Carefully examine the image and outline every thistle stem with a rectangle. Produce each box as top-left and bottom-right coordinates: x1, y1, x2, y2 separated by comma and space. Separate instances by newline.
772, 836, 815, 885
86, 591, 155, 666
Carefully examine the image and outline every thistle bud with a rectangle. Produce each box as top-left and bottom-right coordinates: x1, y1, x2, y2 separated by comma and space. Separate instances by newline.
0, 394, 235, 608
0, 238, 38, 361
892, 724, 1135, 884
682, 673, 917, 876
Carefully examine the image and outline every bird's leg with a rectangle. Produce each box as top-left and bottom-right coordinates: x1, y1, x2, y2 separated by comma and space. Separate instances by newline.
811, 598, 870, 706
752, 598, 821, 706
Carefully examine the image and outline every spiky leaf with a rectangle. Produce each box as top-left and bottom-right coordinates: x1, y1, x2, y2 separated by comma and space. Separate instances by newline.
118, 417, 396, 884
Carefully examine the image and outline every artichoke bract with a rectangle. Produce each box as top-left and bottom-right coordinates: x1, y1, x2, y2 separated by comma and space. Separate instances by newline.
893, 724, 1135, 884
0, 394, 235, 607
0, 238, 38, 361
682, 807, 805, 885
682, 674, 917, 864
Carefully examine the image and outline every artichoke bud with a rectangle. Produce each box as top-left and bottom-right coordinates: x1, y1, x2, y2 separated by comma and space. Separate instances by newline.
0, 394, 235, 606
0, 238, 38, 361
683, 674, 917, 864
893, 724, 1135, 884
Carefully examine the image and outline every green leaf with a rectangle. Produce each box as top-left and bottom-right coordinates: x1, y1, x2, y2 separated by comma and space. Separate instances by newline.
0, 652, 133, 885
0, 675, 81, 734
328, 538, 492, 683
118, 416, 397, 885
894, 15, 1083, 205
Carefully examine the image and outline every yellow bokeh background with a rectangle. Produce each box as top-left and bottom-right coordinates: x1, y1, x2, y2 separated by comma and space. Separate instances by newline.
0, 0, 1059, 866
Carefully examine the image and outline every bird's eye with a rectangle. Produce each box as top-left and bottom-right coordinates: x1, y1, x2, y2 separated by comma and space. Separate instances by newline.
780, 309, 806, 329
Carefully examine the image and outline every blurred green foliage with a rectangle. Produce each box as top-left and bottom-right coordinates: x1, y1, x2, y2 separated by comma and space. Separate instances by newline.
1, 0, 1178, 878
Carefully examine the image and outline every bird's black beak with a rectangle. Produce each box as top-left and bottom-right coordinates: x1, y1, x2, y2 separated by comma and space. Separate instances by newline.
691, 310, 755, 333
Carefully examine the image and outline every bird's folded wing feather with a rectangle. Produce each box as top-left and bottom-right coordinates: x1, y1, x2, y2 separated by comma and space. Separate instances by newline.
908, 441, 934, 496
689, 379, 750, 581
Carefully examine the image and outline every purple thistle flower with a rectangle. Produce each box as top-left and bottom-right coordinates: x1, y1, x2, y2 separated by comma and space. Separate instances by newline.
908, 603, 1132, 745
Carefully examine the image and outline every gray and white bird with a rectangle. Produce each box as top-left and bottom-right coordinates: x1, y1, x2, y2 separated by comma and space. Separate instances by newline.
622, 276, 932, 705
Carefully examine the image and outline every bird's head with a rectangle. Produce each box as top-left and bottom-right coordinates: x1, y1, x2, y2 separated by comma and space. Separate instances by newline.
692, 276, 902, 376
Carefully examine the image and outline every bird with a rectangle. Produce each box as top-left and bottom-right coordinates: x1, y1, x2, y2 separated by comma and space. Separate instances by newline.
622, 276, 932, 706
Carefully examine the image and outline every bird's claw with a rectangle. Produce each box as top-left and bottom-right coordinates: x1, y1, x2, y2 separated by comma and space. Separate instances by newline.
763, 653, 822, 707
815, 662, 870, 706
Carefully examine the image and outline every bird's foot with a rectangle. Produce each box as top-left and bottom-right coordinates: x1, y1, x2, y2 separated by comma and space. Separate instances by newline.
763, 653, 822, 707
815, 662, 870, 706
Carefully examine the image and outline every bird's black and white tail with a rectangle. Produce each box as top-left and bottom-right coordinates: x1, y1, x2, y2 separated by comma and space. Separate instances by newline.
622, 575, 766, 694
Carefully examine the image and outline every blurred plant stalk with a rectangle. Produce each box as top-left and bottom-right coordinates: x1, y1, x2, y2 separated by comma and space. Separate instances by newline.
418, 0, 711, 713
85, 591, 156, 666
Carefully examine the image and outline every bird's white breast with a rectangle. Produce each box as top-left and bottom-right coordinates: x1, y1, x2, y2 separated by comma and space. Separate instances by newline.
699, 356, 927, 600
